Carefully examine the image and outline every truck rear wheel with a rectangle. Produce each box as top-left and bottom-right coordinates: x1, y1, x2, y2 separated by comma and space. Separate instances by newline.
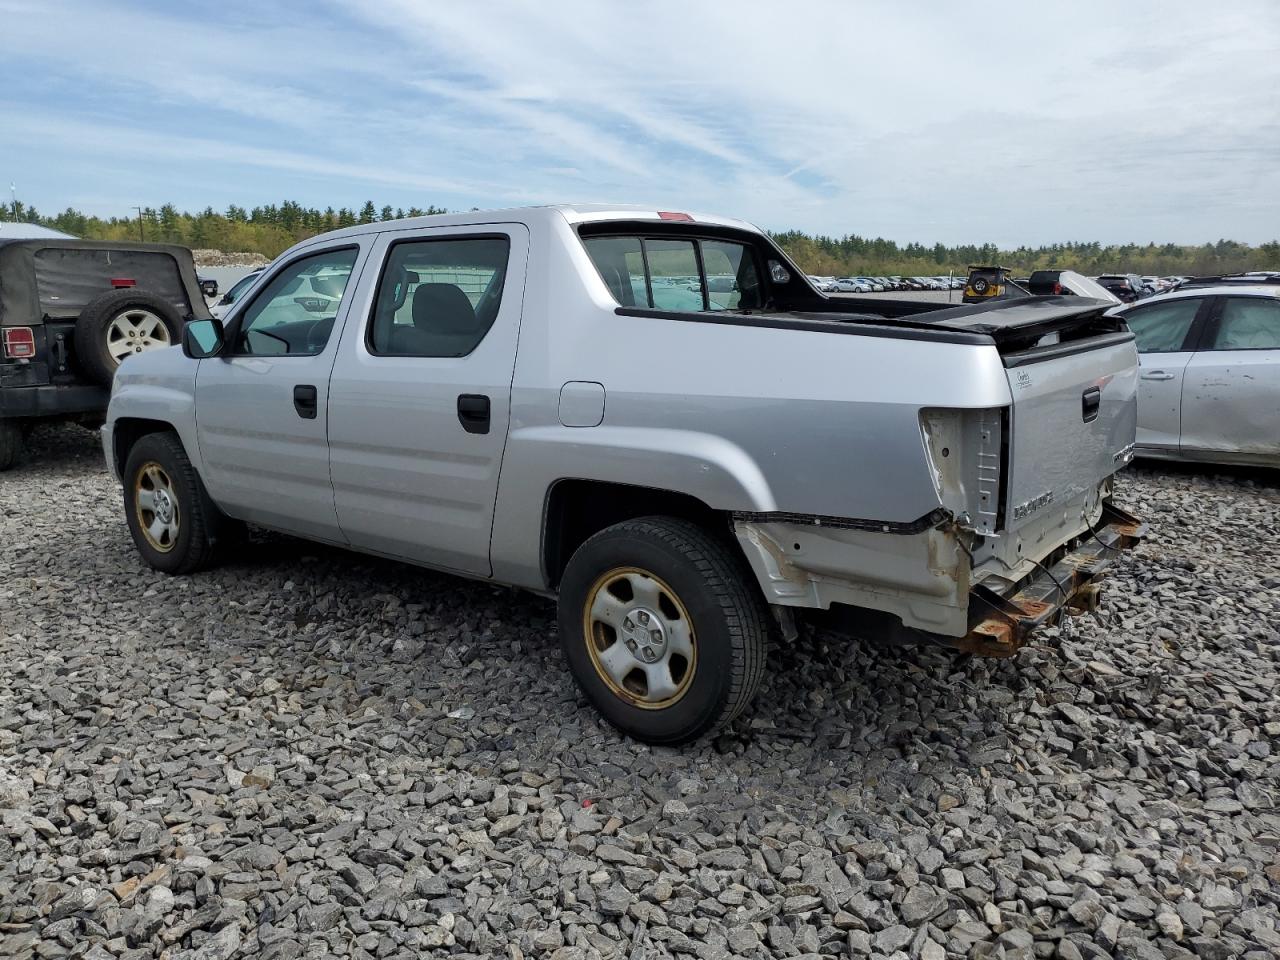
0, 421, 22, 472
122, 432, 230, 574
557, 517, 770, 744
76, 289, 182, 385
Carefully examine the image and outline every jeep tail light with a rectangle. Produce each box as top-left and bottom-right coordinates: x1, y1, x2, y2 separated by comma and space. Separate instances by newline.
2, 327, 36, 359
110, 277, 136, 288
657, 211, 693, 221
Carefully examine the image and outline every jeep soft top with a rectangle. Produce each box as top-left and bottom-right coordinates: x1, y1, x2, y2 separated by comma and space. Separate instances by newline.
0, 238, 210, 470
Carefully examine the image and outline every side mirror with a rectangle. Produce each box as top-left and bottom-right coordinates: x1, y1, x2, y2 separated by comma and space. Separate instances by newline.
183, 318, 225, 359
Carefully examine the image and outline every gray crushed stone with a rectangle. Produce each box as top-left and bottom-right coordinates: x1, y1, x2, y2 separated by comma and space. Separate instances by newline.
1, 424, 1277, 959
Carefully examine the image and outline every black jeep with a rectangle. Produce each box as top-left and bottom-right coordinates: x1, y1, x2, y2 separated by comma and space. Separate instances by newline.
0, 239, 210, 470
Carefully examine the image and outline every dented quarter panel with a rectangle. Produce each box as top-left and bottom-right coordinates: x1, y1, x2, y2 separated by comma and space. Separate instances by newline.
734, 520, 972, 635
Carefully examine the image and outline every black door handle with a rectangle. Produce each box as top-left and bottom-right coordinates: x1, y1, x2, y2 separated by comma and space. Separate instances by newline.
293, 384, 318, 419
1081, 386, 1101, 423
457, 394, 490, 434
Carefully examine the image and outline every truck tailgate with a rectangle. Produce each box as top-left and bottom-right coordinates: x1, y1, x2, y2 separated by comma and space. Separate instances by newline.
1003, 334, 1138, 534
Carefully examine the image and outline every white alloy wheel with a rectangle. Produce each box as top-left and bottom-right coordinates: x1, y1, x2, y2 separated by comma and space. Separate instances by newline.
107, 308, 171, 365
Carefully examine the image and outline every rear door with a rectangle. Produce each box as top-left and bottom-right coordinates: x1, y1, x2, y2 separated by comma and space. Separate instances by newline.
1120, 296, 1208, 453
194, 243, 368, 542
327, 224, 528, 576
1180, 295, 1280, 462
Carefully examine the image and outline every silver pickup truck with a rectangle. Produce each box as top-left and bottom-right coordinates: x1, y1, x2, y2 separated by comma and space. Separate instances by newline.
103, 205, 1144, 743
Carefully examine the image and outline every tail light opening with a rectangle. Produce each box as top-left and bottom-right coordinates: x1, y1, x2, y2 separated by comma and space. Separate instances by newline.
2, 327, 36, 359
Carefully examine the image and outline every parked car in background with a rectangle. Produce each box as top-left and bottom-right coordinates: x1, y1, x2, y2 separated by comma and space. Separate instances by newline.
1169, 271, 1280, 291
209, 268, 265, 319
1026, 270, 1121, 303
104, 203, 1143, 743
831, 277, 871, 293
1096, 274, 1148, 303
1109, 278, 1280, 467
963, 265, 1025, 303
0, 238, 209, 470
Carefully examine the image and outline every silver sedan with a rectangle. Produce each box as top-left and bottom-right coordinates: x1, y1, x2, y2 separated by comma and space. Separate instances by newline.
1110, 281, 1280, 467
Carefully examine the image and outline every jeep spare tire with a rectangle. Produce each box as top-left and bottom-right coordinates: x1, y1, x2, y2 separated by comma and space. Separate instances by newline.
75, 289, 182, 385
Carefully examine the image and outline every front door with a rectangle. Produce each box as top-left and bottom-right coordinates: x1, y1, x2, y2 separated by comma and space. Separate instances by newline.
327, 225, 528, 576
194, 243, 367, 542
1121, 296, 1207, 453
1181, 295, 1280, 462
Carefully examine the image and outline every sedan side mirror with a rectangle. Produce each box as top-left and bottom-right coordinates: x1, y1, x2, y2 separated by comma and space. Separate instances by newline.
183, 318, 226, 359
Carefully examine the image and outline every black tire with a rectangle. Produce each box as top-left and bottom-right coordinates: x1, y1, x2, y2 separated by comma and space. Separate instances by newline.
971, 277, 989, 294
557, 517, 770, 744
0, 421, 22, 472
122, 432, 230, 574
75, 289, 182, 386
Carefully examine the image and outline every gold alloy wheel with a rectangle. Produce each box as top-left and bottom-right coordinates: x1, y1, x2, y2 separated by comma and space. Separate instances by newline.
134, 461, 180, 552
582, 566, 697, 710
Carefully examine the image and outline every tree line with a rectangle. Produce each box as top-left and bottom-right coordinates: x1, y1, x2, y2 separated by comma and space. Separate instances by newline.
3, 200, 447, 259
4, 199, 1278, 276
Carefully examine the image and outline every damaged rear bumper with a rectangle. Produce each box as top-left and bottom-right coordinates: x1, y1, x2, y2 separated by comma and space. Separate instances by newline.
734, 497, 1145, 656
957, 502, 1145, 656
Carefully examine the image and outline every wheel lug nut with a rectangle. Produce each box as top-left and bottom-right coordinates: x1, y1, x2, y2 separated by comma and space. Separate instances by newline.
650, 630, 661, 642
637, 611, 649, 624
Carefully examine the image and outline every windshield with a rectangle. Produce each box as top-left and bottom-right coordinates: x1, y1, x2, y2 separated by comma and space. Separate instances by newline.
223, 271, 261, 304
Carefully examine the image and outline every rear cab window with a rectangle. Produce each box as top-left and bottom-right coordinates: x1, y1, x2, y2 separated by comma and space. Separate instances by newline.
582, 231, 763, 312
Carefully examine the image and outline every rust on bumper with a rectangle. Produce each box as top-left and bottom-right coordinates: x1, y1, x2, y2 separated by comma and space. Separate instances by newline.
954, 502, 1146, 657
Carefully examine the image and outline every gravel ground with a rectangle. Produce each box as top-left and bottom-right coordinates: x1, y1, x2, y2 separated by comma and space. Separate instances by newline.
2, 424, 1278, 960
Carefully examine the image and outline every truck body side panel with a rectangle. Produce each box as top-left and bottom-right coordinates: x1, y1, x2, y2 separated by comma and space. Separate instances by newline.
490, 214, 1015, 591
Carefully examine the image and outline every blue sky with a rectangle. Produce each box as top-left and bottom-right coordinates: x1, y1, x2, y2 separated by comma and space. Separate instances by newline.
2, 0, 1278, 245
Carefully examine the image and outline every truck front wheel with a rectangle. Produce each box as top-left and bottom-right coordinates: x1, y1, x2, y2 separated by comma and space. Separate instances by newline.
122, 432, 231, 574
557, 517, 770, 744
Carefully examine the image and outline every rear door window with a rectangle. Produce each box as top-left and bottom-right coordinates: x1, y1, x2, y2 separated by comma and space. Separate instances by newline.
583, 234, 762, 312
367, 236, 510, 357
1123, 298, 1201, 353
1211, 297, 1280, 350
